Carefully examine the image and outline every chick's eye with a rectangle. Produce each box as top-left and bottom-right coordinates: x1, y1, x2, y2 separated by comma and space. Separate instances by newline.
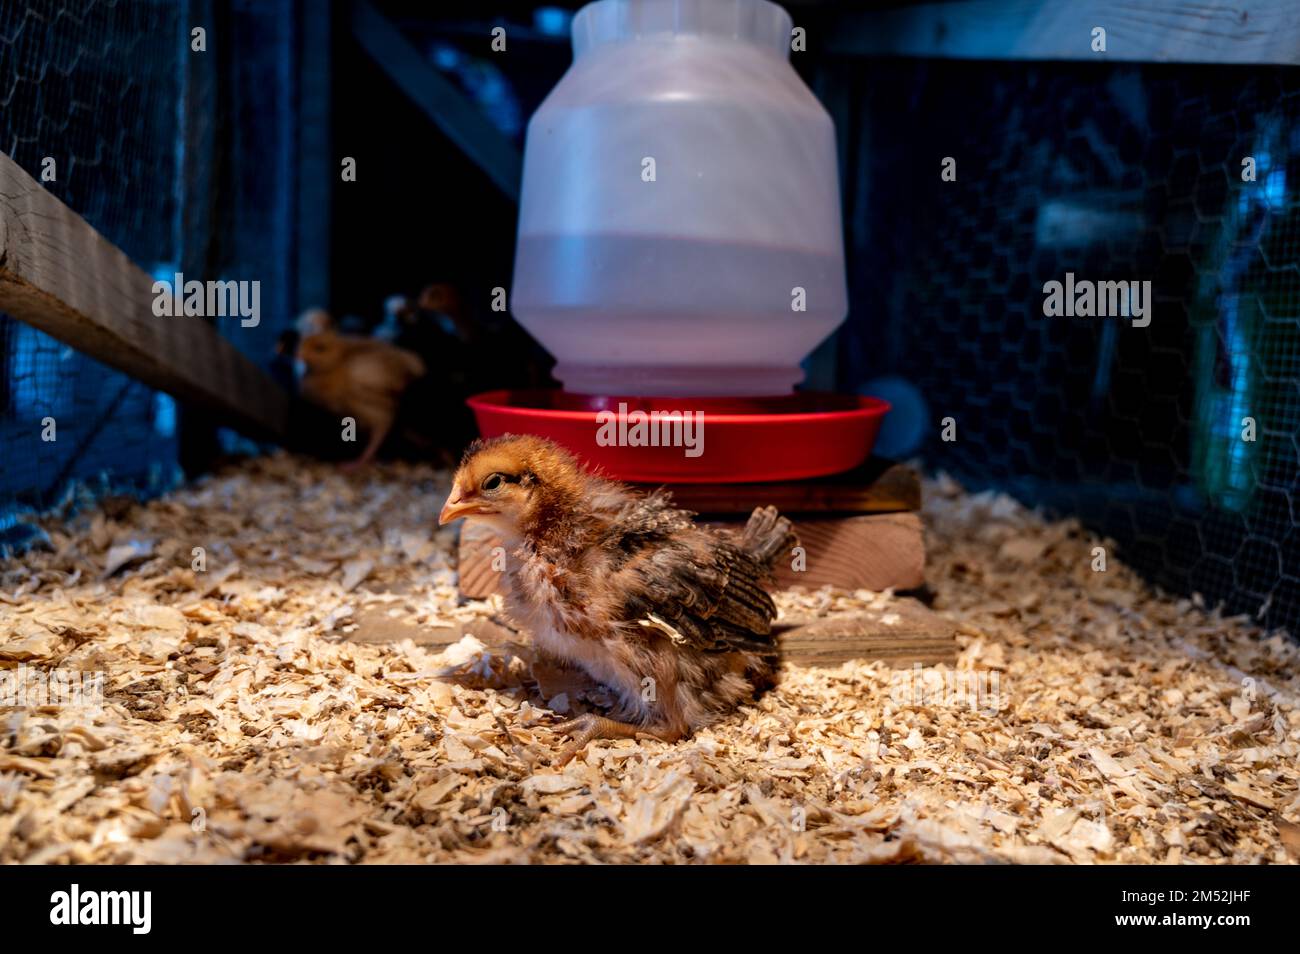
481, 473, 505, 492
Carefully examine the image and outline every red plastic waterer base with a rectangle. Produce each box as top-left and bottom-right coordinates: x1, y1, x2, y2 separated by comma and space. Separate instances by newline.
466, 389, 891, 484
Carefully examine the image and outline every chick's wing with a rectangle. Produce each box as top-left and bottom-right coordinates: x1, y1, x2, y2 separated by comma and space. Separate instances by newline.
607, 530, 780, 656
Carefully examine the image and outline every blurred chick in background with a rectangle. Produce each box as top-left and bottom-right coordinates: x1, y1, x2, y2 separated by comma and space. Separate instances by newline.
417, 283, 473, 340
268, 329, 300, 394
374, 283, 472, 352
373, 295, 412, 343
296, 331, 426, 469
296, 307, 334, 337
382, 283, 479, 452
289, 283, 522, 464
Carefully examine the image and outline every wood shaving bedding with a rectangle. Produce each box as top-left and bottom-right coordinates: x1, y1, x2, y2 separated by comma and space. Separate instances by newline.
0, 454, 1296, 864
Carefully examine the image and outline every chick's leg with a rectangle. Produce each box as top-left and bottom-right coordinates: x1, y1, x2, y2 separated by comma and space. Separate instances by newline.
342, 420, 392, 472
551, 714, 683, 766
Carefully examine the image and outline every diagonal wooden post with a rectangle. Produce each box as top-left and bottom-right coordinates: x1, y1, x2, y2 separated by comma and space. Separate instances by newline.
349, 0, 522, 202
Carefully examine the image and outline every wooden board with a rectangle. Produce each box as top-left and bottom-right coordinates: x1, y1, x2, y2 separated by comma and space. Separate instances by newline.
458, 510, 925, 599
642, 459, 920, 515
776, 598, 956, 667
827, 0, 1300, 65
348, 608, 519, 650
348, 599, 955, 668
458, 521, 512, 601
0, 149, 289, 440
774, 512, 925, 591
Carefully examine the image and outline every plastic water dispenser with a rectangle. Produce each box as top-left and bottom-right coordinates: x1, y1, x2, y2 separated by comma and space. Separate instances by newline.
511, 0, 848, 397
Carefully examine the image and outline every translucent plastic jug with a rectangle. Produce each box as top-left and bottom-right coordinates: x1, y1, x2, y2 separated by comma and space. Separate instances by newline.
511, 0, 847, 396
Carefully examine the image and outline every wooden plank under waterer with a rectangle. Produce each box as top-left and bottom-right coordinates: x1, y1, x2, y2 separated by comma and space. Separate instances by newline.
772, 512, 924, 591
645, 458, 921, 515
458, 458, 927, 602
776, 598, 956, 666
458, 520, 512, 601
458, 509, 926, 600
349, 597, 956, 668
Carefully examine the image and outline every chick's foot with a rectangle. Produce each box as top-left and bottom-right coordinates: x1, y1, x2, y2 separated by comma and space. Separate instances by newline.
550, 714, 682, 766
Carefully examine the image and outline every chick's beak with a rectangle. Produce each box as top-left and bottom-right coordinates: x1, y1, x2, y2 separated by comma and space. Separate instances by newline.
438, 486, 481, 525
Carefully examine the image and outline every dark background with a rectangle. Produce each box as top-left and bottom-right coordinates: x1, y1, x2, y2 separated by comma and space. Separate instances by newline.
1, 0, 1297, 633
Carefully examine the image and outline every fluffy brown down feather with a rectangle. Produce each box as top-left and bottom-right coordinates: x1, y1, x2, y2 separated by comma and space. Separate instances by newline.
440, 435, 796, 741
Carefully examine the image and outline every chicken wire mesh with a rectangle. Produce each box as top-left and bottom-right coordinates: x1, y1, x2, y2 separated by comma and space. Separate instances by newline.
834, 61, 1300, 635
2, 4, 1297, 641
0, 0, 297, 544
0, 0, 184, 544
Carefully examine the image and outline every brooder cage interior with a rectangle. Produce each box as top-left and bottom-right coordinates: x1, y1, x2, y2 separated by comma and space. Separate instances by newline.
0, 0, 1298, 871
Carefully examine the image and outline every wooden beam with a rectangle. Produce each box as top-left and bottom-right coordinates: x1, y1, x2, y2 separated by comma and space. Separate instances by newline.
458, 510, 926, 599
0, 150, 289, 441
347, 599, 957, 667
775, 599, 957, 667
646, 459, 921, 516
772, 513, 926, 592
458, 460, 927, 599
350, 0, 522, 201
827, 0, 1300, 65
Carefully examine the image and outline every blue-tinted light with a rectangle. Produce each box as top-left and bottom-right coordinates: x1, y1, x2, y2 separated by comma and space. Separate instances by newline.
431, 43, 460, 70
534, 7, 572, 36
153, 392, 176, 438
150, 261, 179, 284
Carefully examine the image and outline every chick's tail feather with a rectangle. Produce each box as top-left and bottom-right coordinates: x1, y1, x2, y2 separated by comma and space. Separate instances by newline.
740, 505, 796, 573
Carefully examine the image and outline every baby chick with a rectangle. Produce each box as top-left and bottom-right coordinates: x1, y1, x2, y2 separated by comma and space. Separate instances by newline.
297, 330, 426, 469
296, 307, 335, 337
372, 295, 412, 343
439, 434, 796, 764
